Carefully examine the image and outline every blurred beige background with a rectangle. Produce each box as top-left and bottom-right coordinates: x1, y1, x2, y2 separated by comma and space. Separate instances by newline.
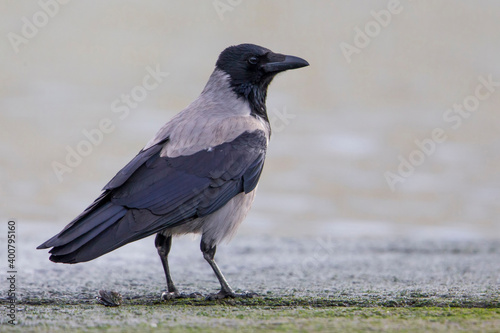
1, 1, 499, 239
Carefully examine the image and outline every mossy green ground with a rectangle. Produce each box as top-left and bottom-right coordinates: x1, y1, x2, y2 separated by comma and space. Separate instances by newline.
2, 296, 499, 332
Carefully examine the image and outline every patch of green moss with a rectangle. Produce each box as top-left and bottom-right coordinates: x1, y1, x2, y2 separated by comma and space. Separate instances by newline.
2, 296, 499, 333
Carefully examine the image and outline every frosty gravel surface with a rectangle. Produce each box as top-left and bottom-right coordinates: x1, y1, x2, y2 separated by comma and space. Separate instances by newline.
4, 222, 498, 306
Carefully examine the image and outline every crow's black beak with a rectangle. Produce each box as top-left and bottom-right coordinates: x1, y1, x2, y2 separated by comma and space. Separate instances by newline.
261, 54, 309, 73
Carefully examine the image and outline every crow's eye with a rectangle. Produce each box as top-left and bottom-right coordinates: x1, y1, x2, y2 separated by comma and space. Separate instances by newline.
247, 56, 258, 65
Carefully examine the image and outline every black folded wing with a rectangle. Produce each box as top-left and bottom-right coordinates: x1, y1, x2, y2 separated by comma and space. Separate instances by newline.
37, 130, 267, 263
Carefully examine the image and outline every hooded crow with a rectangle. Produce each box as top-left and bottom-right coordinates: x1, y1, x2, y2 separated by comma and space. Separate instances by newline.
38, 43, 309, 299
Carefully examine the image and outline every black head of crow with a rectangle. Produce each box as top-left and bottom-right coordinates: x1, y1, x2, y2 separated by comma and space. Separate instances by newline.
216, 43, 309, 121
38, 43, 308, 300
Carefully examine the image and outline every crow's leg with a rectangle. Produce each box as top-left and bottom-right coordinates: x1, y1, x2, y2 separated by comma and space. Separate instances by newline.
201, 240, 257, 300
155, 234, 179, 299
155, 233, 201, 300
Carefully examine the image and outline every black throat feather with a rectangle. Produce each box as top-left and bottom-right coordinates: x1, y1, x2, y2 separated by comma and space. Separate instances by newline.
233, 78, 273, 127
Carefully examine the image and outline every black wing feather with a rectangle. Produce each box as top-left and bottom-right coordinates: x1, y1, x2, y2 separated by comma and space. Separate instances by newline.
103, 137, 169, 190
38, 130, 267, 263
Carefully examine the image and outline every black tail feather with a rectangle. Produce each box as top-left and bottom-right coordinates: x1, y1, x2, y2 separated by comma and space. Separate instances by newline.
47, 209, 162, 263
37, 192, 130, 263
47, 205, 127, 256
